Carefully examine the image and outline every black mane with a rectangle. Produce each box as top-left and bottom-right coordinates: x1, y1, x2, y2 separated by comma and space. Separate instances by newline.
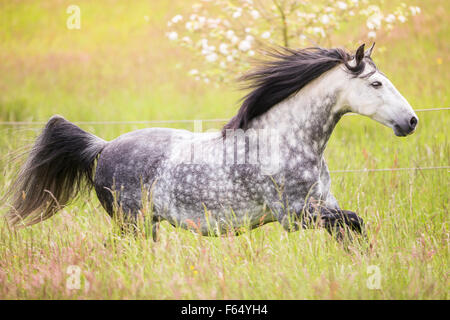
223, 47, 371, 135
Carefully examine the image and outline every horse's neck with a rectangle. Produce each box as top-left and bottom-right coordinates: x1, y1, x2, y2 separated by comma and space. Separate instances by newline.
249, 78, 344, 161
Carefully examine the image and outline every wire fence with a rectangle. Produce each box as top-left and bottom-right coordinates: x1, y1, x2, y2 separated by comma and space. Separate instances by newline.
0, 107, 448, 126
0, 108, 448, 174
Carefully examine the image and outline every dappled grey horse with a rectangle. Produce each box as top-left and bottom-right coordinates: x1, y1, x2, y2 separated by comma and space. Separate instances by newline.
4, 44, 418, 241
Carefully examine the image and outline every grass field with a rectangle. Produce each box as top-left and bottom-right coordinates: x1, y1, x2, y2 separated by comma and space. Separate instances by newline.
0, 0, 448, 299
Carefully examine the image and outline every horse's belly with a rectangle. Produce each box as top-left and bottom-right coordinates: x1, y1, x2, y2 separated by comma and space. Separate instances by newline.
160, 201, 270, 235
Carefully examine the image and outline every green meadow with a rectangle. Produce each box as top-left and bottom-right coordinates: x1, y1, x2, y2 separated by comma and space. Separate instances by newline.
0, 0, 448, 299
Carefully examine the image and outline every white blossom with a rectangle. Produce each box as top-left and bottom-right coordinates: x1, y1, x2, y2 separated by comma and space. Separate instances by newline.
166, 31, 178, 41
201, 43, 216, 55
232, 9, 242, 19
219, 43, 229, 55
337, 2, 347, 10
182, 36, 192, 43
261, 31, 271, 39
226, 30, 235, 39
171, 15, 183, 23
205, 53, 218, 62
200, 38, 209, 48
250, 10, 260, 19
238, 40, 251, 51
368, 31, 376, 39
312, 27, 325, 37
367, 13, 382, 30
320, 15, 330, 25
245, 35, 254, 42
189, 69, 199, 75
198, 16, 206, 24
385, 14, 395, 23
398, 15, 406, 23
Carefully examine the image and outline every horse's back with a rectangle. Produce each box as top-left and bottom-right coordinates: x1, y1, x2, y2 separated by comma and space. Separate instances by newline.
94, 127, 191, 216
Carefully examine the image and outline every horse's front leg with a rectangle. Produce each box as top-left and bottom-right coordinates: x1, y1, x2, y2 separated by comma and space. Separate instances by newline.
306, 204, 366, 242
266, 196, 365, 243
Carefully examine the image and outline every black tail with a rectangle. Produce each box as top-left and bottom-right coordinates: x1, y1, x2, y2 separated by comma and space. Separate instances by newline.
3, 115, 107, 227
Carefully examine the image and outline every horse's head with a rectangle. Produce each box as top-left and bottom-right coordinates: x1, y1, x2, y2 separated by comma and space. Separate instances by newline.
341, 43, 418, 137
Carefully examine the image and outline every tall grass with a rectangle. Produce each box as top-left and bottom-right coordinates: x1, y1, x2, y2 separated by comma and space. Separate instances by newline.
0, 0, 448, 299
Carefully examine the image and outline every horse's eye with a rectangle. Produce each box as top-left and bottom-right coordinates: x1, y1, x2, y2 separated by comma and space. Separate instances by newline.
371, 81, 382, 88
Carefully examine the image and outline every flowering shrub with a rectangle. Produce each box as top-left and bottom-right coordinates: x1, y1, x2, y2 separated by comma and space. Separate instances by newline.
167, 0, 421, 84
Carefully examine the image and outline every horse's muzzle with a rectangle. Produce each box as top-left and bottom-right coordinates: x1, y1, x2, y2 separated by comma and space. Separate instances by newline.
394, 116, 418, 137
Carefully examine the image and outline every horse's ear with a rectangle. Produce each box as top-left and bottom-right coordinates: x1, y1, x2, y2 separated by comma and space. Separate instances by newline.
355, 43, 365, 65
365, 42, 375, 57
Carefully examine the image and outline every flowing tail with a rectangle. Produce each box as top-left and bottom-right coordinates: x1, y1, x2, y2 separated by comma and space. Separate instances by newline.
3, 115, 107, 227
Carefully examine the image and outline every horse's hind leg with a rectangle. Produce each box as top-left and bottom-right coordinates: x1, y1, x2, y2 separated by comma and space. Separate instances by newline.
95, 184, 161, 241
151, 220, 160, 242
112, 208, 161, 241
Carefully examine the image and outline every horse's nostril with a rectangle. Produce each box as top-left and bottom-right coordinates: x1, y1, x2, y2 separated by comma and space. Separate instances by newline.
410, 117, 418, 129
